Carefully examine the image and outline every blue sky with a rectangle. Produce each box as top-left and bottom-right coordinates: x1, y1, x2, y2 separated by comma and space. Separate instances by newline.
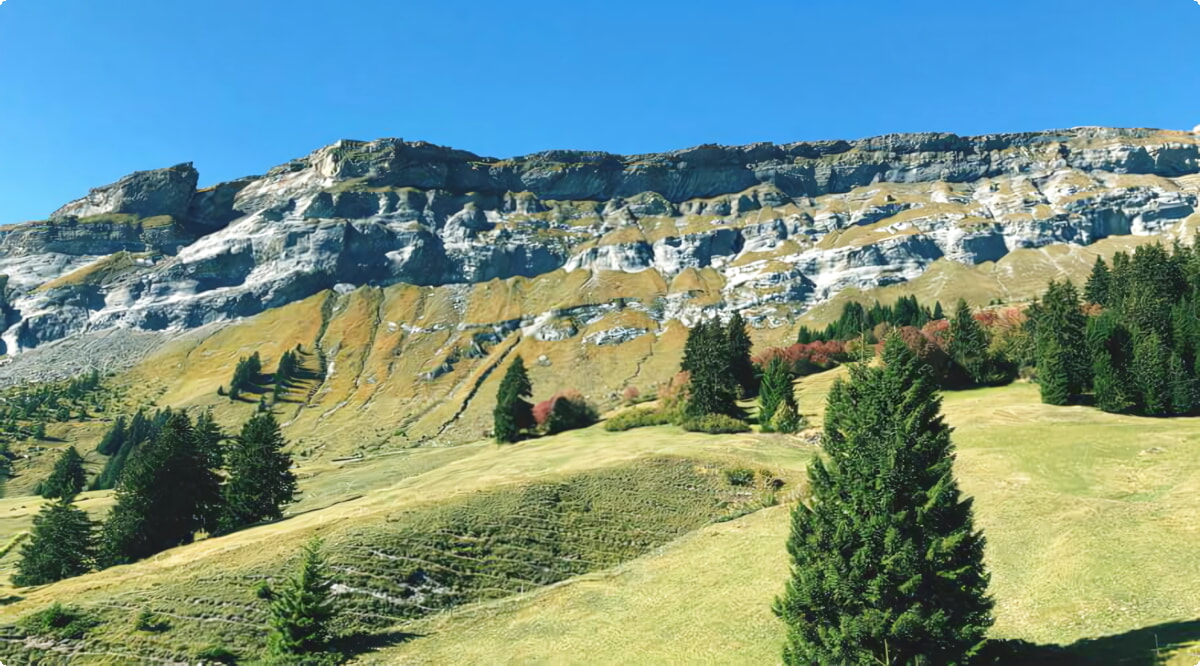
1, 0, 1199, 224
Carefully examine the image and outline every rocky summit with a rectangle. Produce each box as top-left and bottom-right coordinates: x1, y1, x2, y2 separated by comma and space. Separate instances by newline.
2, 126, 1199, 374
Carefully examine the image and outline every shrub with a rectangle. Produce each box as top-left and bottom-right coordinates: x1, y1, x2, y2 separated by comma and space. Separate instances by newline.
621, 386, 640, 405
18, 602, 98, 639
723, 468, 755, 486
681, 414, 750, 434
135, 608, 170, 632
545, 392, 599, 434
604, 408, 672, 432
534, 389, 599, 434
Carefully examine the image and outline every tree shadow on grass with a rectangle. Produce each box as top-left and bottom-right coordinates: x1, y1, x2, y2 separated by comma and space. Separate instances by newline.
983, 620, 1200, 665
330, 629, 423, 659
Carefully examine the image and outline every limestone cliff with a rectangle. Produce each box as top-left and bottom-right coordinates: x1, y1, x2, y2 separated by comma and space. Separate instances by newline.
3, 126, 1200, 359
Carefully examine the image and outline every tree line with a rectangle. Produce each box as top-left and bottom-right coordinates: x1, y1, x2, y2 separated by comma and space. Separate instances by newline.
1034, 242, 1200, 414
15, 410, 297, 586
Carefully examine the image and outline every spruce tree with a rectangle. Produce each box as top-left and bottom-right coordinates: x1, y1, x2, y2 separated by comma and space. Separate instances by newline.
1168, 351, 1197, 415
100, 412, 223, 566
947, 299, 988, 387
96, 416, 127, 456
493, 356, 534, 444
726, 312, 757, 397
1087, 311, 1133, 414
266, 538, 336, 658
1036, 280, 1089, 403
684, 322, 743, 420
770, 398, 801, 435
13, 498, 96, 586
38, 446, 86, 499
775, 336, 992, 665
758, 357, 791, 430
1132, 332, 1169, 416
1084, 255, 1112, 306
220, 413, 297, 534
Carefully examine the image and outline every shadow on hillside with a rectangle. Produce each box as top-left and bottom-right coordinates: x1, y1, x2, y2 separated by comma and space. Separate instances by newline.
331, 628, 422, 657
985, 619, 1200, 665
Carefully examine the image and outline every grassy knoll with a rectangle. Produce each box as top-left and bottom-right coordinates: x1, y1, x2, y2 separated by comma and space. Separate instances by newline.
357, 379, 1200, 665
0, 426, 795, 664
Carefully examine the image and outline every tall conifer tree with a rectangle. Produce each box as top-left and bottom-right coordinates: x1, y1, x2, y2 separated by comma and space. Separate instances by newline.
493, 356, 534, 443
758, 357, 792, 429
220, 413, 297, 534
38, 446, 86, 499
1084, 255, 1112, 306
266, 538, 336, 658
947, 299, 988, 386
100, 412, 223, 566
13, 498, 96, 586
726, 312, 757, 397
775, 336, 992, 665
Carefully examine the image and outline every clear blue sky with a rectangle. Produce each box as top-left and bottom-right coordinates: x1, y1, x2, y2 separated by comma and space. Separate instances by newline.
2, 0, 1199, 224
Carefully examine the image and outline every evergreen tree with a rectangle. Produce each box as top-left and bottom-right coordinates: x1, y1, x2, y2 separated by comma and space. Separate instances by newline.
220, 413, 297, 534
1038, 338, 1073, 407
493, 356, 534, 443
266, 538, 336, 658
1036, 280, 1089, 403
1084, 255, 1112, 306
775, 336, 992, 665
726, 312, 757, 397
100, 412, 223, 566
96, 416, 127, 456
769, 398, 801, 434
684, 322, 743, 420
1087, 311, 1133, 414
1168, 350, 1198, 415
13, 498, 96, 586
932, 300, 945, 321
1132, 332, 1169, 416
758, 357, 792, 430
947, 299, 988, 386
38, 446, 86, 500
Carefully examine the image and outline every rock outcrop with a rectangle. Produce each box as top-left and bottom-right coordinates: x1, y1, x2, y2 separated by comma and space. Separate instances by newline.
3, 126, 1200, 354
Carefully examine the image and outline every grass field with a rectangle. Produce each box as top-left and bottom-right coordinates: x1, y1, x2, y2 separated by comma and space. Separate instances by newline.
0, 371, 1197, 663
351, 380, 1200, 665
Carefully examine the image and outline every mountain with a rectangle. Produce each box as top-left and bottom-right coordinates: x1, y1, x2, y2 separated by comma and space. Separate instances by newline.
2, 126, 1199, 443
2, 127, 1200, 664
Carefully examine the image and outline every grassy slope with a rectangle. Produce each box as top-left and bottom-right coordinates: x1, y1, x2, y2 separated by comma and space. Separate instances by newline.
358, 380, 1200, 665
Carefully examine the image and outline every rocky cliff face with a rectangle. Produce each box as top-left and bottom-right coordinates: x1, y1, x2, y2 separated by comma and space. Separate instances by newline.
3, 126, 1200, 358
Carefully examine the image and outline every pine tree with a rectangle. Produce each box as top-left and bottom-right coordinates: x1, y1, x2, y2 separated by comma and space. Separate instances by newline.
947, 299, 988, 387
1038, 338, 1072, 406
100, 412, 223, 566
684, 322, 743, 420
493, 356, 534, 444
775, 336, 992, 665
96, 416, 127, 456
38, 446, 87, 499
758, 357, 792, 430
1168, 351, 1197, 415
770, 398, 801, 435
1036, 280, 1089, 403
266, 538, 336, 658
1084, 255, 1112, 306
726, 312, 757, 397
220, 413, 297, 534
1132, 332, 1169, 416
932, 300, 945, 321
1088, 312, 1133, 414
13, 498, 96, 586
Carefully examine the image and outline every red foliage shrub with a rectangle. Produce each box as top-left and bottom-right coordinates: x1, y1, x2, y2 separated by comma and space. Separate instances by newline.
622, 386, 640, 404
533, 388, 586, 427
